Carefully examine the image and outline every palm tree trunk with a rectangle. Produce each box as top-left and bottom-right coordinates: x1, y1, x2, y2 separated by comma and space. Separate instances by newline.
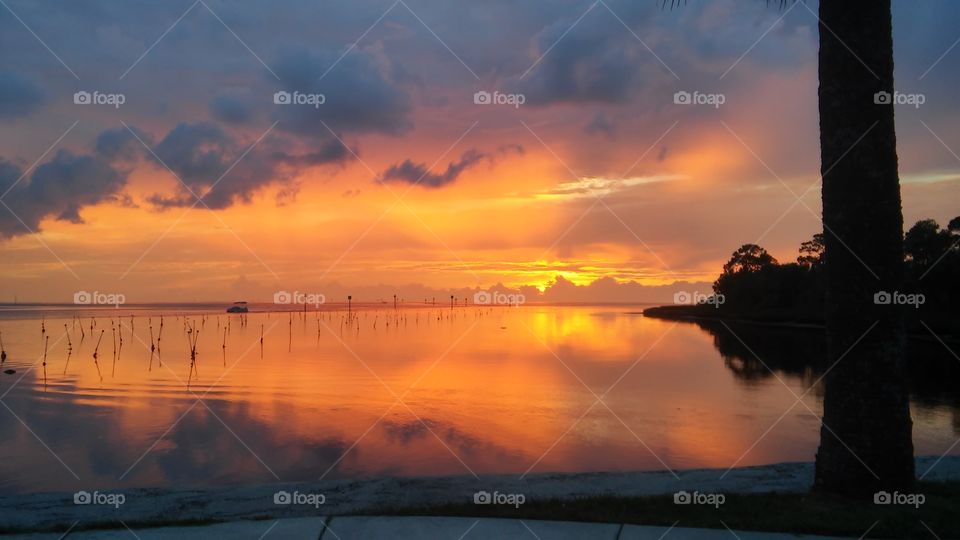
815, 0, 914, 495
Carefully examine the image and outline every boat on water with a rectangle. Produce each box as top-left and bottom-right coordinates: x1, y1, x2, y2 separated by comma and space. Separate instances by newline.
226, 301, 249, 313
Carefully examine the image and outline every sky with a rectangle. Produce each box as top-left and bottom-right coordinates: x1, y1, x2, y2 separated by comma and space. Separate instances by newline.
0, 0, 958, 304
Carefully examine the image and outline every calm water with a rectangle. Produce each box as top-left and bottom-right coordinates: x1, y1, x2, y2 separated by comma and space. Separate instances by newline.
0, 305, 957, 494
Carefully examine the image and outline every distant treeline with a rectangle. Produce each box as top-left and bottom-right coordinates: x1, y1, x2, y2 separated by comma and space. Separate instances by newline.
648, 216, 959, 334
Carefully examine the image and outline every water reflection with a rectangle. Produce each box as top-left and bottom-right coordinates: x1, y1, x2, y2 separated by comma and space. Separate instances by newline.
0, 306, 956, 494
694, 318, 960, 410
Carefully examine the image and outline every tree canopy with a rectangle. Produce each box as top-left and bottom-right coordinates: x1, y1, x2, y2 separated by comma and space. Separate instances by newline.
708, 216, 957, 327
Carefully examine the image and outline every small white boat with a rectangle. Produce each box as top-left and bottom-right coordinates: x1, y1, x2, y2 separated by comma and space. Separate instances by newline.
226, 301, 249, 313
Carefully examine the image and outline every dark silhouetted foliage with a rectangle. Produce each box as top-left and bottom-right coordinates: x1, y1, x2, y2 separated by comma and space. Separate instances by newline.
798, 233, 825, 268
701, 217, 958, 331
712, 238, 824, 323
904, 216, 960, 318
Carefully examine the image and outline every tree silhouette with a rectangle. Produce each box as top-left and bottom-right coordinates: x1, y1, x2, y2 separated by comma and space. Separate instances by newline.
904, 216, 959, 317
663, 0, 916, 494
721, 244, 778, 275
905, 219, 953, 266
798, 233, 826, 268
815, 0, 914, 495
948, 216, 960, 234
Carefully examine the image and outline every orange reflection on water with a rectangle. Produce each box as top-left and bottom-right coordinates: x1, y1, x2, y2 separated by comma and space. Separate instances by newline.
0, 305, 956, 494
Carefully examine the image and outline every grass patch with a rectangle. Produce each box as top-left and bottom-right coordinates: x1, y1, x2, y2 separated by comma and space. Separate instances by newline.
369, 482, 959, 539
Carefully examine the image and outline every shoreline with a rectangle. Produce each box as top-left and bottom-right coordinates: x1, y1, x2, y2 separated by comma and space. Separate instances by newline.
642, 305, 960, 341
0, 302, 661, 322
642, 305, 825, 330
2, 456, 958, 534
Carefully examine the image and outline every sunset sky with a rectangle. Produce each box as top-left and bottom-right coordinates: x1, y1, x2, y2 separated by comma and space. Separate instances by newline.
1, 0, 958, 303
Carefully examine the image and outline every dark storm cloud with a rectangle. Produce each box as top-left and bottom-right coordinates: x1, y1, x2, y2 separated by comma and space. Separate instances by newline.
153, 122, 234, 186
28, 152, 126, 223
95, 126, 152, 161
146, 122, 353, 209
0, 151, 127, 237
271, 47, 413, 138
505, 0, 821, 108
146, 122, 282, 209
504, 2, 674, 107
270, 138, 350, 167
513, 31, 644, 105
0, 118, 351, 221
0, 72, 45, 120
379, 145, 523, 188
1, 0, 959, 237
211, 94, 256, 125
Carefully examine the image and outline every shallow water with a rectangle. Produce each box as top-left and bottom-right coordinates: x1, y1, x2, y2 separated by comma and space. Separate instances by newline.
0, 305, 956, 494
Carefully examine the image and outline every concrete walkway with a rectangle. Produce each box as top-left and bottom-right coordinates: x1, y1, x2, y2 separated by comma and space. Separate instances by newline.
5, 516, 854, 539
